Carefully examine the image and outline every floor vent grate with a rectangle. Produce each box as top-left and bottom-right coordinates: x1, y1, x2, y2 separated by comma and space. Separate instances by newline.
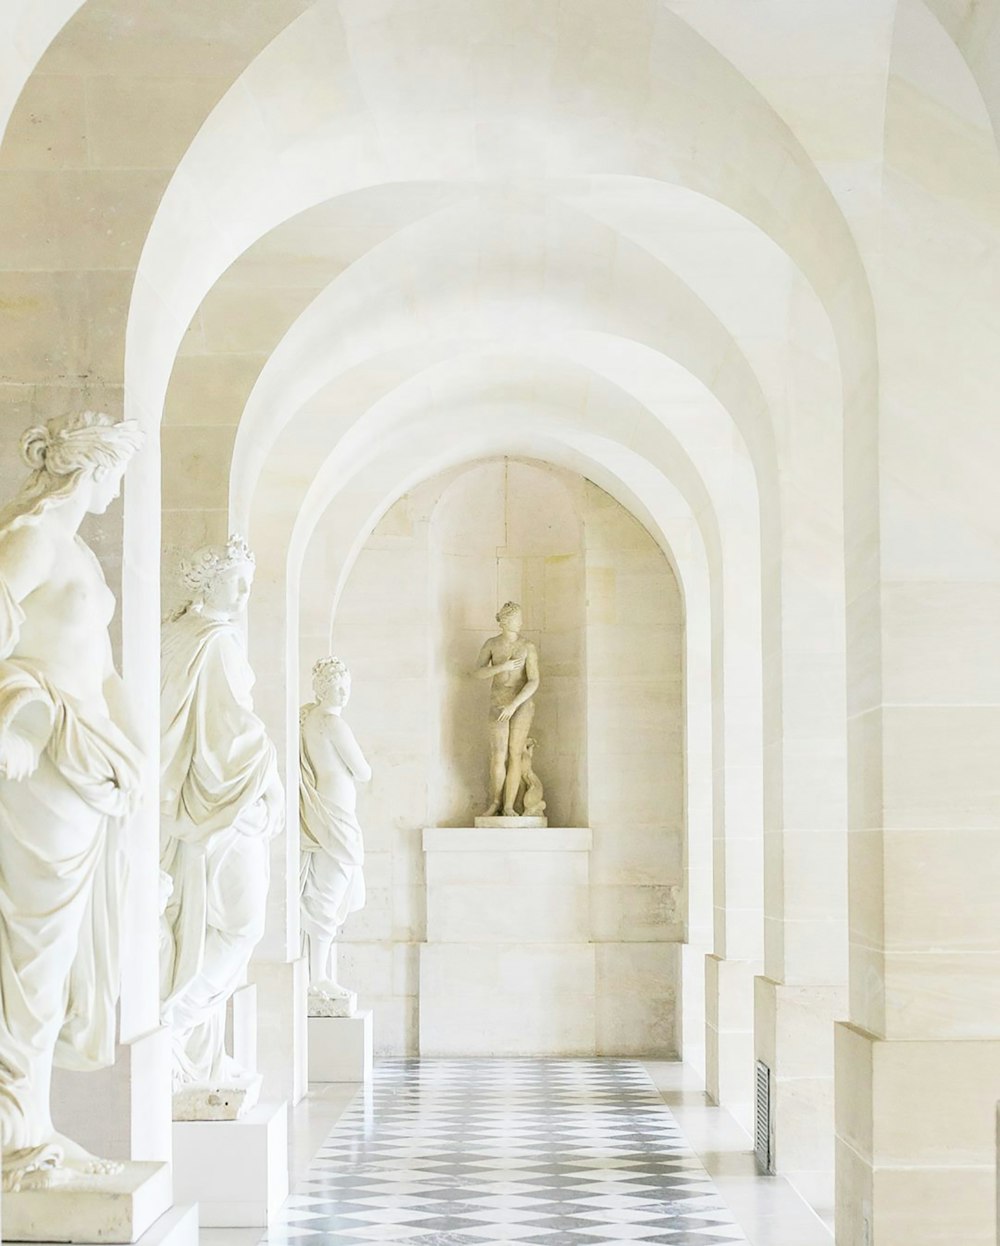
754, 1058, 773, 1174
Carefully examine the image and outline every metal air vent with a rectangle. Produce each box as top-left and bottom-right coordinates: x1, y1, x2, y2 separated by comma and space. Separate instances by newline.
754, 1058, 773, 1174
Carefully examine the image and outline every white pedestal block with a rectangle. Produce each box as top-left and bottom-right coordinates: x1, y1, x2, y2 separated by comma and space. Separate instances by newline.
171, 1101, 288, 1227
249, 958, 308, 1105
421, 942, 596, 1055
226, 983, 259, 1075
51, 1027, 172, 1164
308, 1011, 374, 1083
23, 1204, 198, 1246
3, 1162, 170, 1244
420, 827, 595, 1055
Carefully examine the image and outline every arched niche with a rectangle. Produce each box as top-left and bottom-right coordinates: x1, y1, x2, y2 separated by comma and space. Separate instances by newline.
314, 456, 684, 1057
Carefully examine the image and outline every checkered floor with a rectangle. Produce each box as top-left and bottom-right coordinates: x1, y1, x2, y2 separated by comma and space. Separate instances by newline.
264, 1059, 749, 1245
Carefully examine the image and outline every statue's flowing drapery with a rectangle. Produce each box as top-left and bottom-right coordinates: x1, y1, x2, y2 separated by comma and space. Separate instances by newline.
160, 610, 280, 1085
0, 573, 142, 1186
299, 716, 364, 939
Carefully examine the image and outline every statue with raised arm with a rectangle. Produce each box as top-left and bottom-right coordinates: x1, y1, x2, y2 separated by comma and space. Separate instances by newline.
299, 657, 371, 1018
0, 412, 145, 1193
471, 602, 542, 819
160, 536, 283, 1118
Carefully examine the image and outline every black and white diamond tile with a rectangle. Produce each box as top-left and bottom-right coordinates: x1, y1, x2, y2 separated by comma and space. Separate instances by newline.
263, 1060, 748, 1246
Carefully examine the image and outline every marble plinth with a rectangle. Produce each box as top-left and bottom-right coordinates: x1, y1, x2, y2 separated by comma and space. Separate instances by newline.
51, 1026, 172, 1166
3, 1161, 170, 1243
172, 1072, 261, 1121
26, 1204, 198, 1246
420, 827, 594, 1055
249, 957, 308, 1106
421, 943, 596, 1055
226, 984, 258, 1075
172, 1101, 288, 1227
474, 815, 547, 828
308, 1011, 373, 1083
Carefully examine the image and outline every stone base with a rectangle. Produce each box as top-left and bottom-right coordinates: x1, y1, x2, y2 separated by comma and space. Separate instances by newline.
3, 1161, 170, 1243
172, 1101, 288, 1227
308, 1010, 374, 1083
308, 986, 357, 1018
51, 1027, 172, 1165
24, 1204, 198, 1246
755, 976, 846, 1219
421, 943, 597, 1055
249, 957, 308, 1105
226, 984, 259, 1075
705, 953, 757, 1129
171, 1072, 261, 1121
835, 1024, 1000, 1246
474, 815, 547, 828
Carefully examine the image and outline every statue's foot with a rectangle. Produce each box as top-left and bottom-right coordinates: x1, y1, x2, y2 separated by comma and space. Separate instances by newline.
2, 1142, 66, 1193
483, 801, 501, 817
2, 1135, 122, 1193
501, 806, 516, 817
52, 1132, 124, 1178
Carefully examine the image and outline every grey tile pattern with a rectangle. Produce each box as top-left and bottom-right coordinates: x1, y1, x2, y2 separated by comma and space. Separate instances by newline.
263, 1059, 748, 1245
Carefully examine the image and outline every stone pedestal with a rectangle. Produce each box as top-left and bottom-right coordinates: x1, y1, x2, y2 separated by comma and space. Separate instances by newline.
835, 1023, 1000, 1246
705, 953, 756, 1131
226, 983, 259, 1075
755, 977, 846, 1214
3, 1162, 170, 1244
249, 957, 308, 1105
16, 1205, 197, 1246
420, 826, 594, 1055
308, 1011, 374, 1083
172, 1101, 288, 1227
51, 1027, 172, 1164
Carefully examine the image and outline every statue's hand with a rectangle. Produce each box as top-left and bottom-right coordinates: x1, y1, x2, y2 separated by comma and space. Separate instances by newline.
497, 704, 515, 723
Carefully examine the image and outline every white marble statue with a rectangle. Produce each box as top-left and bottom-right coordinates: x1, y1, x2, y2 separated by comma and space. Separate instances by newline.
300, 657, 371, 1017
159, 536, 283, 1116
0, 412, 145, 1193
472, 601, 542, 818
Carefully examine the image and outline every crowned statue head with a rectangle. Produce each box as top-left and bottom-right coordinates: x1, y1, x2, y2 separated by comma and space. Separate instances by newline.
178, 535, 256, 622
312, 656, 351, 709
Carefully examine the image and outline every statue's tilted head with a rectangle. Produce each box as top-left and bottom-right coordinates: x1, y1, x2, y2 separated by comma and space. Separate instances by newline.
4, 410, 144, 524
313, 655, 351, 706
495, 601, 523, 630
179, 534, 256, 618
21, 410, 143, 481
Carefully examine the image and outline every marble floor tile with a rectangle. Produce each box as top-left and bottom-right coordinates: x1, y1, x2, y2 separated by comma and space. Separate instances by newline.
258, 1059, 751, 1246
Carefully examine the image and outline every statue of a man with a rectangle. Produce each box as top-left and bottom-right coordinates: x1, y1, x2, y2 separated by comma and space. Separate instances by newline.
472, 601, 540, 817
159, 536, 283, 1114
0, 412, 144, 1192
299, 657, 371, 1017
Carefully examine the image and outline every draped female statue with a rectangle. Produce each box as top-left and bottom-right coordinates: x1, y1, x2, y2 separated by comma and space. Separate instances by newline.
300, 657, 371, 1016
0, 411, 144, 1192
159, 536, 283, 1115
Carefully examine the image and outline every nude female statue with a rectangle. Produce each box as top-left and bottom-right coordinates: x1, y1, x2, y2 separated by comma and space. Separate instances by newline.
472, 601, 540, 817
0, 411, 145, 1192
160, 536, 283, 1108
299, 657, 371, 1015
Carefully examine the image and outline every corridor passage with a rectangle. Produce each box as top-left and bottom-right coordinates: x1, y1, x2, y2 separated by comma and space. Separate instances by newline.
262, 1059, 750, 1245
